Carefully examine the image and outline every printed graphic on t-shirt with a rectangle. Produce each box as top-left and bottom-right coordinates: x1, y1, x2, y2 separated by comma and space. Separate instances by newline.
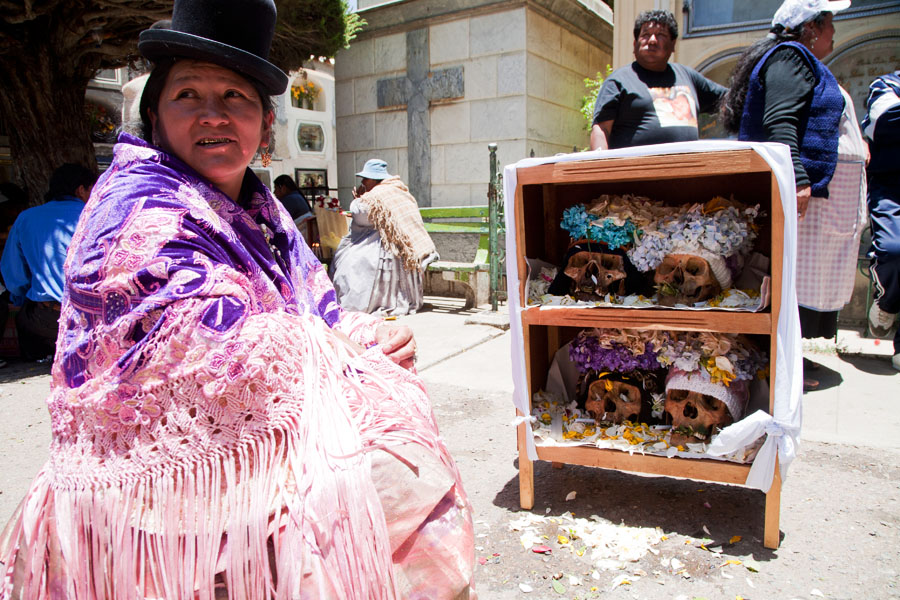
649, 85, 697, 128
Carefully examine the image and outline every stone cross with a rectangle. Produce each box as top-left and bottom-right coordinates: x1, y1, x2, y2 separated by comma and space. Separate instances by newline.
376, 28, 464, 207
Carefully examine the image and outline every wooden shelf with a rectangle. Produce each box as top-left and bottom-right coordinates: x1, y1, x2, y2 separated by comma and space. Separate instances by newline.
520, 306, 772, 334
512, 148, 785, 550
515, 150, 774, 186
533, 444, 752, 485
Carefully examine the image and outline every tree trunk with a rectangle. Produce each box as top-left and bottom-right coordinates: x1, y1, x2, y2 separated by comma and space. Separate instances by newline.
0, 21, 97, 206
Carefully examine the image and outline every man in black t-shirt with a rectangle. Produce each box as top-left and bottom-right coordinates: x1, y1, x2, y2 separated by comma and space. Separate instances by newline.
590, 10, 727, 151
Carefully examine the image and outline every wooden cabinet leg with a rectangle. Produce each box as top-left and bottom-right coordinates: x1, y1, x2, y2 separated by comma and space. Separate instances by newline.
764, 458, 782, 549
517, 413, 535, 509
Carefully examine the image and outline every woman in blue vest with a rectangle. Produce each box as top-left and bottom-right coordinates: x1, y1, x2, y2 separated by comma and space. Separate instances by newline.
721, 0, 868, 392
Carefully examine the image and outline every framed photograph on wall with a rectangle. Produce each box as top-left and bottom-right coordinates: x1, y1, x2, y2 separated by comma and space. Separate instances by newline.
294, 168, 328, 197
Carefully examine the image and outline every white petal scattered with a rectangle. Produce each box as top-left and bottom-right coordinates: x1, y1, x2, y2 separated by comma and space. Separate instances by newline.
568, 575, 582, 586
508, 512, 664, 572
670, 558, 684, 571
519, 583, 533, 593
591, 570, 601, 580
702, 525, 711, 535
746, 576, 756, 588
610, 573, 631, 590
811, 590, 825, 597
566, 490, 577, 501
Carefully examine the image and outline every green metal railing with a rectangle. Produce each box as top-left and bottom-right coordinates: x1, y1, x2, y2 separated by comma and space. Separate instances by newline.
487, 143, 506, 311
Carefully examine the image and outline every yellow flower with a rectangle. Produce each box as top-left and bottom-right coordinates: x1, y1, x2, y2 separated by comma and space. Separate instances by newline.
706, 357, 736, 386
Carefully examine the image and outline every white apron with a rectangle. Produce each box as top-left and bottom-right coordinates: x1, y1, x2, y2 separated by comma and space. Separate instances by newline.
796, 86, 868, 311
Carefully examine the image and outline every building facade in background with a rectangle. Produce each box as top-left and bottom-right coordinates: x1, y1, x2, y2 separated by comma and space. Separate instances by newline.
0, 62, 338, 203
334, 0, 614, 207
614, 0, 899, 130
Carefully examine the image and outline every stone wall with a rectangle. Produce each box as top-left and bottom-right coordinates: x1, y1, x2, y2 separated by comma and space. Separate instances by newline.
334, 0, 613, 208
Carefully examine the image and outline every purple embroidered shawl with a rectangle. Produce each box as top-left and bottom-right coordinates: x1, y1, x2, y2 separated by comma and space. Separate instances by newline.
0, 134, 477, 599
60, 133, 344, 389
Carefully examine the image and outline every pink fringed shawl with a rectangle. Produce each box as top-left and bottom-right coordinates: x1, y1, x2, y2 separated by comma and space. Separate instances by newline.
0, 134, 474, 599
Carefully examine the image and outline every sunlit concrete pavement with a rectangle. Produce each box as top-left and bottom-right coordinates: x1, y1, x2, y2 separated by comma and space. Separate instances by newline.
1, 297, 898, 598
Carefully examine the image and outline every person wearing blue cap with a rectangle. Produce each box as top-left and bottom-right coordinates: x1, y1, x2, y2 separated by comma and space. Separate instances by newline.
330, 158, 438, 315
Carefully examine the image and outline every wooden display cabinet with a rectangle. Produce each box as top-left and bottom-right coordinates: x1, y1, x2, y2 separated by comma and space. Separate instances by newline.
512, 149, 785, 549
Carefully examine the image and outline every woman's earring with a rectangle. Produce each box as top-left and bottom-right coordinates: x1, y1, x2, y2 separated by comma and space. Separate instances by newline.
260, 148, 272, 168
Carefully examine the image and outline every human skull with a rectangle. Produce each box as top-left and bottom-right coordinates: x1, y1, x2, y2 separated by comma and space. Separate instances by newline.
653, 254, 721, 306
563, 251, 627, 300
664, 388, 733, 444
585, 378, 642, 424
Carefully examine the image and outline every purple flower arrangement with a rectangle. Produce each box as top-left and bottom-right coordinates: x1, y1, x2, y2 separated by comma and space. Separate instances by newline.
569, 332, 662, 374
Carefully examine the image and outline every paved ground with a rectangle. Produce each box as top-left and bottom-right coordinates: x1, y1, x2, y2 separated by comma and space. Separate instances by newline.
1, 297, 898, 598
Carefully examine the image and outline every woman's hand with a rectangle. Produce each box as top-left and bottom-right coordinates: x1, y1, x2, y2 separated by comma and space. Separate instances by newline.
374, 323, 417, 370
796, 185, 812, 220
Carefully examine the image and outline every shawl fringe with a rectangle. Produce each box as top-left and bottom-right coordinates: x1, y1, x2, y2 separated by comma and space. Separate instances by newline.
361, 178, 436, 272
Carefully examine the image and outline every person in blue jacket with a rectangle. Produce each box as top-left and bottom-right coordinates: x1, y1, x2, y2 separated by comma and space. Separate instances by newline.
862, 70, 900, 370
0, 163, 96, 360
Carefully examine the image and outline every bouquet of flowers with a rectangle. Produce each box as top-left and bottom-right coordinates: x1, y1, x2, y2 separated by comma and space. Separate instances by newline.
569, 328, 666, 374
627, 197, 760, 273
655, 331, 767, 386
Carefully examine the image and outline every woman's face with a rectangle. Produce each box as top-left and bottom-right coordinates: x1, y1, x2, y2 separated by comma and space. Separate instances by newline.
149, 60, 274, 200
808, 13, 836, 60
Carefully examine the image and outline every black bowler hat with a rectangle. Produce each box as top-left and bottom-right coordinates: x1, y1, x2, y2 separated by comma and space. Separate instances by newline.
138, 0, 288, 95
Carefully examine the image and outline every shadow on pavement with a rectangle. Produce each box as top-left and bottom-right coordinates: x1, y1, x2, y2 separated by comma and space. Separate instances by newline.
802, 357, 843, 392
837, 352, 899, 376
0, 359, 52, 384
421, 298, 480, 315
495, 459, 778, 561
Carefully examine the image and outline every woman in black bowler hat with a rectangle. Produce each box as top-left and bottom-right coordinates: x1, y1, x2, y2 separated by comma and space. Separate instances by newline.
0, 0, 475, 597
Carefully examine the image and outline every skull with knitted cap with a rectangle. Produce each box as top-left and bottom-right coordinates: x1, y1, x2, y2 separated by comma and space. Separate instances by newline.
664, 369, 749, 445
653, 248, 727, 307
655, 331, 767, 445
627, 197, 761, 307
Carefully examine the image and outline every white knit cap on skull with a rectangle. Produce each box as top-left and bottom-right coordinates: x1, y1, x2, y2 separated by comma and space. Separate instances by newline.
669, 243, 733, 290
665, 368, 750, 422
